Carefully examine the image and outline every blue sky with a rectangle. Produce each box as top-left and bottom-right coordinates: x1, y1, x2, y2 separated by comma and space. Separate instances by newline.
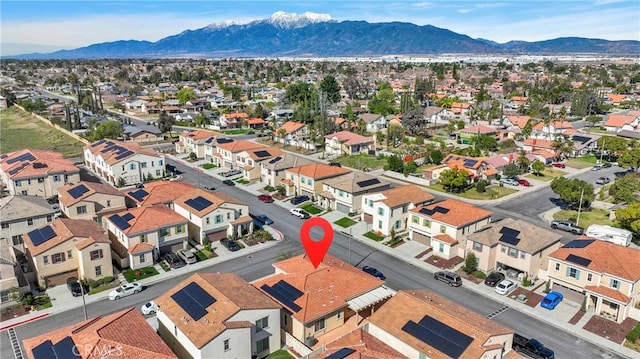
1, 1, 638, 53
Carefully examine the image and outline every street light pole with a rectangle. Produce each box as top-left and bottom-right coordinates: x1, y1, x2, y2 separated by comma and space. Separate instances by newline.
348, 227, 352, 265
576, 187, 585, 226
79, 279, 87, 320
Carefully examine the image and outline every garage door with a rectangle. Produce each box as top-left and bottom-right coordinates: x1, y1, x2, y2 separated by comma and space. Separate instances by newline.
336, 202, 351, 214
206, 230, 228, 242
412, 232, 431, 246
363, 214, 373, 224
302, 189, 314, 198
45, 269, 78, 287
552, 282, 585, 304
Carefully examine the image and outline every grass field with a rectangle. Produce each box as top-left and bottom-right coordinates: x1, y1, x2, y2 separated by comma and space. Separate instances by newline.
566, 155, 598, 169
429, 183, 517, 200
525, 168, 567, 182
334, 154, 387, 170
0, 107, 85, 157
553, 208, 616, 228
334, 217, 357, 227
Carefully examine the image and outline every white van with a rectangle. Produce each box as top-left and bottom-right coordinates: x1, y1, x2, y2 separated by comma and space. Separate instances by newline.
585, 224, 632, 247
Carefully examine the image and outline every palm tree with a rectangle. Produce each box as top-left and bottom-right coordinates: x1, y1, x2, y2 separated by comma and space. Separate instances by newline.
276, 128, 287, 147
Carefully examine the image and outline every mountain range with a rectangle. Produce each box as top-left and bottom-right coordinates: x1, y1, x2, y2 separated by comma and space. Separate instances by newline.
8, 11, 640, 59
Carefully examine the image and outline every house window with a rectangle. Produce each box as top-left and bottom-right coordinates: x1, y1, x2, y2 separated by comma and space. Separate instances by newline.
473, 241, 482, 252
314, 318, 326, 332
140, 162, 147, 168
53, 175, 60, 182
95, 265, 102, 276
412, 216, 419, 224
215, 215, 223, 224
438, 243, 445, 253
610, 279, 620, 289
46, 214, 53, 222
159, 160, 163, 166
423, 218, 431, 227
1, 223, 8, 229
440, 225, 446, 233
337, 311, 342, 319
567, 267, 580, 279
130, 163, 135, 170
587, 273, 593, 282
38, 178, 44, 183
156, 170, 161, 176
308, 179, 313, 185
106, 200, 111, 207
90, 249, 103, 260
160, 228, 169, 237
12, 235, 23, 246
227, 213, 231, 219
139, 254, 145, 263
377, 208, 384, 215
43, 256, 49, 264
52, 252, 65, 264
256, 337, 269, 353
368, 199, 373, 208
339, 190, 344, 197
77, 206, 87, 214
223, 339, 230, 351
509, 248, 518, 258
15, 180, 22, 187
27, 218, 34, 226
67, 250, 73, 259
256, 316, 269, 331
283, 314, 288, 326
175, 225, 183, 233
378, 220, 382, 229
140, 234, 147, 243
21, 190, 27, 195
520, 252, 526, 259
501, 245, 506, 253
206, 217, 210, 224
395, 220, 401, 229
555, 263, 560, 271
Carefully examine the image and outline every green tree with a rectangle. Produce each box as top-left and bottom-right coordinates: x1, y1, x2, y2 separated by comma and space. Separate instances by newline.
618, 149, 640, 171
386, 155, 405, 172
430, 150, 444, 165
474, 134, 498, 153
386, 123, 404, 149
475, 179, 487, 193
521, 120, 533, 139
89, 120, 122, 141
286, 81, 315, 104
439, 168, 470, 193
615, 202, 640, 236
503, 163, 520, 179
368, 82, 397, 115
194, 112, 210, 128
319, 75, 341, 104
596, 136, 628, 154
608, 174, 640, 203
176, 87, 196, 105
550, 177, 595, 210
531, 160, 545, 175
463, 252, 478, 274
157, 110, 175, 133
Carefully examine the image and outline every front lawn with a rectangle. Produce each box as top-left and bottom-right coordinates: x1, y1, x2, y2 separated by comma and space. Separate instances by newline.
334, 217, 357, 228
201, 163, 216, 170
243, 229, 274, 246
122, 266, 159, 282
301, 203, 323, 214
220, 129, 254, 135
566, 155, 598, 169
553, 208, 616, 228
195, 248, 217, 260
429, 183, 517, 200
333, 154, 387, 170
526, 168, 566, 182
364, 231, 386, 242
235, 179, 249, 184
267, 350, 295, 359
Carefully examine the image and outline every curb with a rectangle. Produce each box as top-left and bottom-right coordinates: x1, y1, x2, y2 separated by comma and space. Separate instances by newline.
0, 313, 49, 331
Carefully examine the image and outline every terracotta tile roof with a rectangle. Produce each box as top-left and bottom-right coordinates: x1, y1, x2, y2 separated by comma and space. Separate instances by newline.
443, 154, 485, 170
532, 120, 573, 131
323, 172, 389, 193
128, 242, 154, 254
522, 138, 554, 149
262, 152, 313, 171
277, 121, 306, 135
281, 178, 294, 186
603, 113, 638, 127
125, 181, 196, 206
247, 118, 266, 125
245, 146, 283, 160
458, 125, 496, 134
174, 188, 244, 217
433, 233, 458, 245
23, 218, 110, 256
319, 328, 407, 359
179, 129, 220, 140
108, 204, 187, 236
505, 115, 531, 129
325, 131, 375, 146
607, 94, 627, 104
154, 272, 281, 349
380, 185, 435, 208
58, 181, 125, 207
532, 149, 555, 159
253, 254, 384, 323
230, 215, 252, 225
22, 307, 177, 359
1, 149, 79, 179
368, 291, 514, 359
286, 163, 351, 180
85, 140, 158, 165
549, 239, 640, 281
225, 112, 249, 119
467, 218, 562, 254
216, 139, 265, 153
585, 285, 631, 303
410, 198, 492, 227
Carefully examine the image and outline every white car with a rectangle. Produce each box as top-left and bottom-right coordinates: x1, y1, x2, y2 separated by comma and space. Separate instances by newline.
289, 208, 311, 219
495, 279, 517, 295
108, 282, 142, 300
141, 301, 159, 315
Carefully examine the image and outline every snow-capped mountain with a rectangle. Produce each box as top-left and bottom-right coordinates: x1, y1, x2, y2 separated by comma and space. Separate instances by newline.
206, 11, 331, 30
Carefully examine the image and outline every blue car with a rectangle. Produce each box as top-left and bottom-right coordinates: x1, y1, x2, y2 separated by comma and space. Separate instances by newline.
540, 291, 564, 310
362, 266, 385, 280
253, 214, 274, 225
290, 195, 310, 205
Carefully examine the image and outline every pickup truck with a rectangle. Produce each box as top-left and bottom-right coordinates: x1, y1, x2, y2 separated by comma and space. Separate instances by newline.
550, 220, 584, 235
513, 333, 554, 359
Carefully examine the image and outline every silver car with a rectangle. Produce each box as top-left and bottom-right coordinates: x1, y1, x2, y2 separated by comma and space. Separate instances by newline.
495, 279, 517, 295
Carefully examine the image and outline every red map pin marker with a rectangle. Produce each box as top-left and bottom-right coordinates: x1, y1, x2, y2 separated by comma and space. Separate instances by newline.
300, 217, 334, 269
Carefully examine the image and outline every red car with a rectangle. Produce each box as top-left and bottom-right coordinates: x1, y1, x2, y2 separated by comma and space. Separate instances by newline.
552, 163, 566, 169
517, 179, 531, 186
257, 194, 274, 203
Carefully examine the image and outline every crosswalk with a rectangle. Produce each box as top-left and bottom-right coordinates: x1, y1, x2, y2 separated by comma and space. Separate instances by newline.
486, 305, 509, 319
7, 328, 24, 359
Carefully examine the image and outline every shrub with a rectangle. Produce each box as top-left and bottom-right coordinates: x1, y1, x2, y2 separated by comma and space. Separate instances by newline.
522, 275, 531, 287
264, 185, 275, 192
471, 270, 487, 279
475, 180, 487, 193
188, 152, 198, 161
626, 323, 640, 342
463, 252, 478, 274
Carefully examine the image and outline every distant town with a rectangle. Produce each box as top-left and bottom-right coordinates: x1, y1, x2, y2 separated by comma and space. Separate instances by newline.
1, 57, 640, 359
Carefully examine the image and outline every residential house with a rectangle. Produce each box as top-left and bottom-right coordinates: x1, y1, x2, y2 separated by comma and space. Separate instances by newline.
268, 109, 294, 126
507, 96, 528, 109
547, 238, 640, 323
274, 121, 315, 150
106, 205, 188, 269
606, 94, 630, 106
602, 112, 640, 132
424, 106, 448, 125
408, 199, 493, 260
156, 272, 281, 359
213, 140, 266, 169
58, 181, 126, 226
324, 131, 376, 157
259, 153, 313, 187
84, 139, 165, 187
315, 328, 406, 359
220, 112, 249, 128
23, 308, 177, 359
521, 138, 556, 154
504, 115, 531, 130
124, 98, 148, 112
318, 172, 391, 214
253, 254, 395, 345
124, 180, 196, 208
456, 125, 498, 145
237, 146, 283, 181
0, 195, 57, 253
367, 290, 518, 359
467, 218, 562, 280
531, 120, 574, 140
361, 185, 435, 236
360, 113, 388, 133
23, 218, 113, 288
0, 244, 29, 303
173, 188, 250, 244
174, 129, 221, 158
0, 149, 80, 199
450, 102, 473, 117
571, 133, 600, 156
246, 117, 268, 129
484, 152, 539, 172
282, 163, 351, 198
424, 154, 498, 182
122, 124, 164, 143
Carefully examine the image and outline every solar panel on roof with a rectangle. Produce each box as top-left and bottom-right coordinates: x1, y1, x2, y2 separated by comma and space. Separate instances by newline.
326, 348, 356, 359
418, 206, 450, 216
121, 213, 135, 221
28, 225, 57, 246
499, 235, 521, 246
171, 289, 208, 320
463, 159, 478, 167
254, 150, 271, 158
52, 336, 79, 358
274, 280, 304, 299
68, 184, 90, 199
185, 196, 213, 211
564, 239, 595, 248
8, 163, 28, 175
0, 154, 7, 159
183, 282, 216, 308
128, 189, 149, 202
401, 315, 473, 358
356, 178, 381, 187
114, 150, 134, 160
500, 227, 521, 238
566, 254, 591, 267
217, 138, 234, 144
109, 214, 131, 230
260, 282, 302, 313
6, 152, 36, 164
572, 135, 591, 144
31, 340, 56, 359
269, 156, 282, 164
91, 139, 107, 147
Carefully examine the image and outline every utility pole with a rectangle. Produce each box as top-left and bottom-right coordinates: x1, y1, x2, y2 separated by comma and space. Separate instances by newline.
576, 187, 585, 226
79, 279, 88, 320
599, 138, 606, 164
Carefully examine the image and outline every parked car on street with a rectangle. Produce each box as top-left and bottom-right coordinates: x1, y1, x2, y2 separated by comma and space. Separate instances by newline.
603, 162, 613, 168
540, 291, 564, 310
595, 177, 610, 185
500, 178, 520, 186
552, 163, 566, 169
517, 179, 531, 186
550, 220, 584, 235
108, 283, 142, 300
141, 301, 159, 315
222, 179, 235, 186
484, 272, 505, 287
290, 195, 310, 205
253, 214, 274, 225
203, 186, 215, 191
328, 162, 342, 167
67, 277, 87, 297
163, 252, 185, 268
177, 249, 197, 264
222, 169, 242, 177
591, 164, 603, 171
362, 266, 385, 280
513, 333, 555, 359
433, 271, 462, 287
289, 208, 311, 219
495, 279, 517, 295
221, 238, 241, 252
257, 194, 274, 203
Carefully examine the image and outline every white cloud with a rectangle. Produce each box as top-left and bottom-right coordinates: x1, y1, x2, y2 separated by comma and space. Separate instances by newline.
412, 2, 434, 9
457, 8, 473, 14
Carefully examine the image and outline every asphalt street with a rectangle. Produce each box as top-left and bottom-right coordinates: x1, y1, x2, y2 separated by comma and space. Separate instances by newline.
1, 158, 625, 359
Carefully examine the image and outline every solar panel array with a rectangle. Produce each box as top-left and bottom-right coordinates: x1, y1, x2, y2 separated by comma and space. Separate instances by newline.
32, 336, 80, 359
171, 282, 217, 321
6, 152, 36, 164
326, 348, 356, 359
254, 150, 272, 158
269, 156, 282, 164
498, 226, 521, 246
97, 140, 135, 161
401, 315, 473, 358
109, 214, 131, 230
260, 280, 303, 312
463, 159, 478, 167
356, 178, 381, 187
572, 135, 591, 144
419, 206, 450, 216
128, 189, 149, 202
68, 184, 90, 199
184, 196, 213, 211
566, 254, 592, 267
122, 213, 135, 221
91, 139, 107, 147
33, 162, 48, 169
563, 239, 595, 248
8, 162, 29, 175
27, 225, 57, 246
217, 138, 234, 144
